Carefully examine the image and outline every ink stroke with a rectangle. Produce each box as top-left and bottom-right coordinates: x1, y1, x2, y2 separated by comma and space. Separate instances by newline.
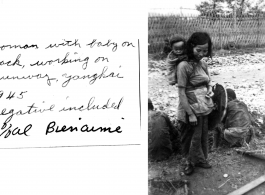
0, 38, 138, 147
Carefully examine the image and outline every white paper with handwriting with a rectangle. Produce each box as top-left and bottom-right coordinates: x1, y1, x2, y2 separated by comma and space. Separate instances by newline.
0, 0, 147, 194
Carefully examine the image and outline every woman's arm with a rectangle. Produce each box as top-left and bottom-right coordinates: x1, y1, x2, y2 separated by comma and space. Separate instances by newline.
178, 87, 197, 125
203, 61, 214, 98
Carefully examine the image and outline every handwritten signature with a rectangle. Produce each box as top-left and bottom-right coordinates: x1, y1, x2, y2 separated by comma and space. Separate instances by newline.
46, 121, 122, 135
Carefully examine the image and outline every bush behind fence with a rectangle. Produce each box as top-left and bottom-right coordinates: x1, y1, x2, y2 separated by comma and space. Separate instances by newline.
148, 13, 265, 54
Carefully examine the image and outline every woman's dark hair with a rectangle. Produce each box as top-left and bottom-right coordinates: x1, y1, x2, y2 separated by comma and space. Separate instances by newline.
186, 32, 212, 60
226, 88, 237, 101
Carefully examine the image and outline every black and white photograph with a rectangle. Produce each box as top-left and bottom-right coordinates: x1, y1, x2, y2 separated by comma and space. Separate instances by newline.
148, 0, 265, 194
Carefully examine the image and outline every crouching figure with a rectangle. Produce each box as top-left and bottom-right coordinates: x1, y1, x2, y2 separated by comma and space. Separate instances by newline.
148, 98, 180, 161
213, 88, 253, 148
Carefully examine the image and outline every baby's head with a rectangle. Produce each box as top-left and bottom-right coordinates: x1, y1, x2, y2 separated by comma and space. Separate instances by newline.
170, 36, 186, 56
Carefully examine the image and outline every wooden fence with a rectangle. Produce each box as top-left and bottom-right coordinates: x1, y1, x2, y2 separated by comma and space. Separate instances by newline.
148, 13, 265, 54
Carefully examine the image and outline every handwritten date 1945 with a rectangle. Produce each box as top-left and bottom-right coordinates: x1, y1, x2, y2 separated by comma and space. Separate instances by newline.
0, 90, 27, 100
0, 122, 32, 138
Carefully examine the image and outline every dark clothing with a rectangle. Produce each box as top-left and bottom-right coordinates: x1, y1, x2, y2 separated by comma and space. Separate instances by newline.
176, 60, 212, 165
177, 60, 210, 89
179, 116, 209, 165
224, 99, 251, 130
176, 61, 214, 123
223, 99, 252, 145
213, 99, 253, 147
148, 111, 179, 161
